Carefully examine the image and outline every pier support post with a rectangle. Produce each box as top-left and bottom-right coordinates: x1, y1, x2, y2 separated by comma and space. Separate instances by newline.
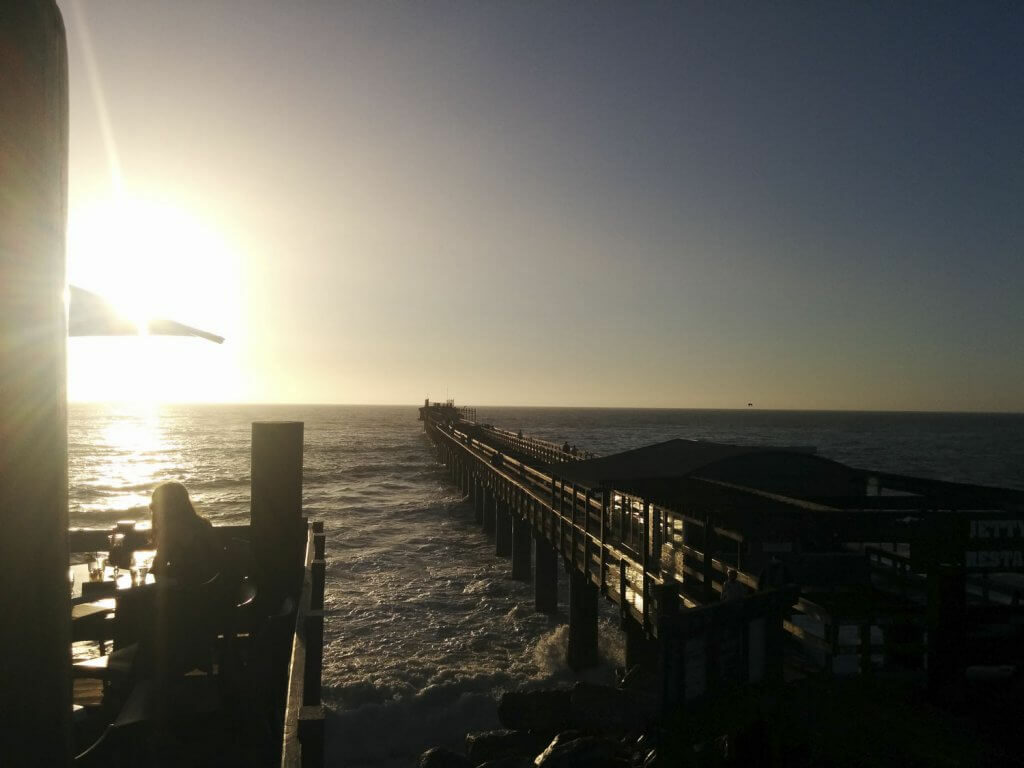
624, 619, 659, 672
512, 514, 532, 580
473, 479, 483, 524
251, 421, 305, 605
483, 485, 496, 537
495, 499, 512, 557
535, 537, 558, 613
0, 4, 72, 763
567, 568, 600, 671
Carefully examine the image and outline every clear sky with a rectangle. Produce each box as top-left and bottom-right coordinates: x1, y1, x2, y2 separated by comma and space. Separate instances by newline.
60, 1, 1023, 410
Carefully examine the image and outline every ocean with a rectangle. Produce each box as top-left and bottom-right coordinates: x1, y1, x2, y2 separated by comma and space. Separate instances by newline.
68, 403, 1024, 766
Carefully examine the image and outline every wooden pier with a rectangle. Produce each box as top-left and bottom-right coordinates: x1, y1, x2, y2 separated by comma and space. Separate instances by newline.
420, 400, 1024, 747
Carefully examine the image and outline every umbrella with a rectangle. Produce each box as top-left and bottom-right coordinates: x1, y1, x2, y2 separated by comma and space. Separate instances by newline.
68, 285, 224, 344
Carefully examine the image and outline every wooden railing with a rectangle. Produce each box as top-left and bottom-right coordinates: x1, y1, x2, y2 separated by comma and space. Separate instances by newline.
475, 424, 596, 465
281, 521, 327, 768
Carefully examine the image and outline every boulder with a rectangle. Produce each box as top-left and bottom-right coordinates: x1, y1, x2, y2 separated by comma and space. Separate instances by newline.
465, 729, 551, 764
497, 689, 572, 732
534, 733, 628, 768
418, 746, 474, 768
568, 682, 639, 732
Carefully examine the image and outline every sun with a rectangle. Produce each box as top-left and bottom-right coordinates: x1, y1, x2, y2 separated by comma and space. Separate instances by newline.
66, 194, 243, 403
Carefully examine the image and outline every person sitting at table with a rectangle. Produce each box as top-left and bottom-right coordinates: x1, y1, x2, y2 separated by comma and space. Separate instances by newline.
149, 480, 219, 586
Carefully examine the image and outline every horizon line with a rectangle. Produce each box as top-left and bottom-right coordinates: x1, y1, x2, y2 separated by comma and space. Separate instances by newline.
67, 399, 1024, 416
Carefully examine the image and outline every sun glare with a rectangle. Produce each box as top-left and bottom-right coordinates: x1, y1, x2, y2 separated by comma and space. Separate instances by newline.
67, 195, 243, 403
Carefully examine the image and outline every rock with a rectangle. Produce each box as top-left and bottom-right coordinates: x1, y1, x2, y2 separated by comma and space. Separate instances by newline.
418, 746, 474, 768
534, 733, 628, 767
497, 689, 573, 732
465, 729, 551, 764
569, 682, 639, 733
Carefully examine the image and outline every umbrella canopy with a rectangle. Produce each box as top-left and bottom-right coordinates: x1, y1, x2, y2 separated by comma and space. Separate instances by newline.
68, 285, 224, 344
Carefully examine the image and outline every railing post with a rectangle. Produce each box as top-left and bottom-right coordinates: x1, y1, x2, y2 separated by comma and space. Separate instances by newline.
251, 421, 305, 605
642, 500, 651, 630
583, 489, 592, 577
600, 489, 609, 593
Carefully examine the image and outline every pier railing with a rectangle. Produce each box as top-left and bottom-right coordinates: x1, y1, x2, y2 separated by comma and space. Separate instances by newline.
282, 520, 327, 768
475, 424, 597, 465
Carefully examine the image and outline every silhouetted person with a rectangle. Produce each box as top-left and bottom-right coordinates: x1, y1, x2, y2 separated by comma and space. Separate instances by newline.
721, 568, 746, 600
150, 480, 219, 586
571, 444, 578, 456
562, 441, 571, 453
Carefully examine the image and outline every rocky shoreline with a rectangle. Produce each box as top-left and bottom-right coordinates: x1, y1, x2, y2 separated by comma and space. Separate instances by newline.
419, 670, 661, 768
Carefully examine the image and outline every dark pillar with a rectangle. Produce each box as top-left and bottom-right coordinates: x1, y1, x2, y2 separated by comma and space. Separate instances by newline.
567, 568, 600, 671
0, 3, 71, 764
624, 619, 658, 671
535, 536, 558, 613
251, 421, 305, 605
482, 485, 495, 537
512, 514, 532, 580
495, 500, 512, 557
473, 479, 483, 525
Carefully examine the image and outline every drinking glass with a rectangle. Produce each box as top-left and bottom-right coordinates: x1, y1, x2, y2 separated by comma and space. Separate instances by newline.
88, 553, 107, 581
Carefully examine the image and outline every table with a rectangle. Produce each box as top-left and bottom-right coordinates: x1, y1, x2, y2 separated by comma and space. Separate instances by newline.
70, 555, 156, 601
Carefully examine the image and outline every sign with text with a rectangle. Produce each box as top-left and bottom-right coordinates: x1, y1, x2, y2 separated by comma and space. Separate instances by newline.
965, 516, 1024, 571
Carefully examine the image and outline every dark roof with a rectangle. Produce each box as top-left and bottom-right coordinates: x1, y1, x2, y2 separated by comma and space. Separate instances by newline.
546, 439, 824, 486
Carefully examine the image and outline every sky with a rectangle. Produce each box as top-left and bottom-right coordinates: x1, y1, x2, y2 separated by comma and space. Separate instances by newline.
60, 1, 1024, 410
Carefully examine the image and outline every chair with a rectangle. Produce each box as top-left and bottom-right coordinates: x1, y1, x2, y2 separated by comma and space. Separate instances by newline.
75, 594, 297, 768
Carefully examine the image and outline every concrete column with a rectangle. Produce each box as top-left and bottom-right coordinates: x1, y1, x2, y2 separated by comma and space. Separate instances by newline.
251, 421, 305, 605
567, 568, 600, 671
511, 514, 532, 580
0, 3, 71, 763
495, 499, 512, 557
482, 485, 495, 537
535, 536, 558, 613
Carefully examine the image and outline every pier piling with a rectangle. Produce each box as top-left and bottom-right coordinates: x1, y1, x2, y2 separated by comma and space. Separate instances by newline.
567, 568, 600, 670
496, 499, 512, 557
483, 485, 496, 537
624, 620, 658, 671
511, 515, 532, 580
535, 537, 559, 613
473, 478, 483, 524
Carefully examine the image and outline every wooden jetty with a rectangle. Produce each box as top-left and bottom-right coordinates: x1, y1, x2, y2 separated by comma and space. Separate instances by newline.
420, 399, 1024, 750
